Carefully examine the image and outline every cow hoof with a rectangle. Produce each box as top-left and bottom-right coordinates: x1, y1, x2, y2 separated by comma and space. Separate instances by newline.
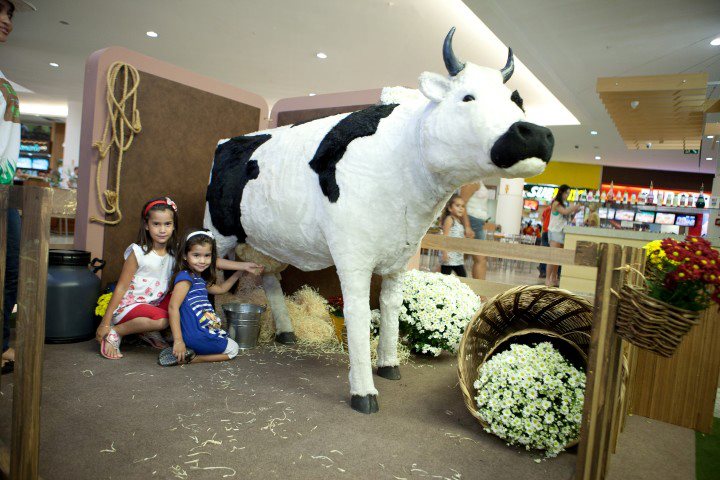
350, 394, 379, 414
275, 332, 297, 345
377, 366, 401, 380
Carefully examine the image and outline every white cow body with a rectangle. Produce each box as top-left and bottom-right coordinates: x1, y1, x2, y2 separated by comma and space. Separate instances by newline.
204, 29, 554, 413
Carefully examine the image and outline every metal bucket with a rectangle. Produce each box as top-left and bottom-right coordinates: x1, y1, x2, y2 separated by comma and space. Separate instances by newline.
222, 303, 266, 350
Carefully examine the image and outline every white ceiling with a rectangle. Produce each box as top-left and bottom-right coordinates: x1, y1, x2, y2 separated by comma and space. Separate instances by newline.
2, 0, 720, 174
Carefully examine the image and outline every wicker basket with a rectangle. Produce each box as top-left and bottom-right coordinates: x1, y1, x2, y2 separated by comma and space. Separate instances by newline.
615, 284, 700, 357
457, 285, 593, 448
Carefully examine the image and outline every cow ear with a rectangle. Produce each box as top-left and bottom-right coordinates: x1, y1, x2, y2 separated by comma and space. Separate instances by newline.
418, 72, 450, 103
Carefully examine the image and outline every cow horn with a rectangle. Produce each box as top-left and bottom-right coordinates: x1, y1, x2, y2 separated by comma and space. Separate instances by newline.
500, 48, 514, 83
443, 27, 465, 77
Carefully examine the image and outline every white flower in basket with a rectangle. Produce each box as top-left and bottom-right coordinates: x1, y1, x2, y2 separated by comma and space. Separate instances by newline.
399, 270, 481, 356
474, 342, 586, 457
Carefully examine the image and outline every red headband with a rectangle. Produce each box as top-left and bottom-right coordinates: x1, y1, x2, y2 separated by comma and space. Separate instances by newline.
144, 197, 177, 216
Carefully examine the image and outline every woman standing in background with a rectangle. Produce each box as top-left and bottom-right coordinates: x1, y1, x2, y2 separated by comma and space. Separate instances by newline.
460, 182, 489, 280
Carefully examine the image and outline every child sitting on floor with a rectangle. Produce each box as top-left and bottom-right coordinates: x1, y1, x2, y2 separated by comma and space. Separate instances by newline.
159, 229, 249, 366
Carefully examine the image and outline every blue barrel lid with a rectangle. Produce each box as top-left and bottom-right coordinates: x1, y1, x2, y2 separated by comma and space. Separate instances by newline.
49, 249, 91, 267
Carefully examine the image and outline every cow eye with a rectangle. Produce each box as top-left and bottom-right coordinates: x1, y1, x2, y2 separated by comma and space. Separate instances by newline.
463, 95, 475, 102
511, 90, 524, 112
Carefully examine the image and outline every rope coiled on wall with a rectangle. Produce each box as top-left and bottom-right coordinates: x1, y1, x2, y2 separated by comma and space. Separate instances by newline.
90, 61, 141, 225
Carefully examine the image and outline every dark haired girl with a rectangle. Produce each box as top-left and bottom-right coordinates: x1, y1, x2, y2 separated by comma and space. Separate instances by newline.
159, 230, 255, 366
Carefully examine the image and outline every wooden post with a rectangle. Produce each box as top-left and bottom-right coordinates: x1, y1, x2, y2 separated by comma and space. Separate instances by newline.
0, 186, 7, 392
10, 186, 53, 479
576, 243, 624, 480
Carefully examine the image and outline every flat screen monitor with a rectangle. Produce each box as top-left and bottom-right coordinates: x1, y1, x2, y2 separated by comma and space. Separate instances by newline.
523, 199, 539, 211
598, 207, 608, 219
634, 211, 655, 223
31, 158, 49, 171
614, 210, 635, 221
675, 214, 696, 227
655, 212, 676, 225
17, 157, 32, 169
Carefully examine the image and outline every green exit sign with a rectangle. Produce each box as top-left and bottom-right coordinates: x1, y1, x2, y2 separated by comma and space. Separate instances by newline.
684, 149, 699, 154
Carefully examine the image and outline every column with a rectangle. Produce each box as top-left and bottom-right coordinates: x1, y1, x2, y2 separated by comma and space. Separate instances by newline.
62, 100, 82, 181
495, 178, 525, 235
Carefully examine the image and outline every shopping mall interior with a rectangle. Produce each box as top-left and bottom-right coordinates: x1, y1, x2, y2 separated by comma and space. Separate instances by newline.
1, 1, 719, 479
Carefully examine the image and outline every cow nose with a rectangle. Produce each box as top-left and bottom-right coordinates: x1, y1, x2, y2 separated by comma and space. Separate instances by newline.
490, 121, 554, 169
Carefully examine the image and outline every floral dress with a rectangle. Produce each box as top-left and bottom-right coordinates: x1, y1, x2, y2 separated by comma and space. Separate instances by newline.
112, 244, 174, 324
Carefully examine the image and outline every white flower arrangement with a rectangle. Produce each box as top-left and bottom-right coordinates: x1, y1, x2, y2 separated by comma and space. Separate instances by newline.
474, 342, 586, 457
399, 270, 481, 356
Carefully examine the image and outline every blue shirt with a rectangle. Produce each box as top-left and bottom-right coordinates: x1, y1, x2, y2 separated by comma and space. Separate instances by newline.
175, 270, 228, 355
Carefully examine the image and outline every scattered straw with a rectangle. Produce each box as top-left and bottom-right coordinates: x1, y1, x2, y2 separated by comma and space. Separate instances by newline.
133, 453, 157, 463
100, 442, 115, 453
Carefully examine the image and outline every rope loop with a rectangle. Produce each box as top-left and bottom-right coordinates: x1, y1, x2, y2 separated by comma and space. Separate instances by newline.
90, 62, 141, 225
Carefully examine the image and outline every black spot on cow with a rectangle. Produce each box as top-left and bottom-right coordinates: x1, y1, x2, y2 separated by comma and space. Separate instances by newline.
309, 103, 399, 203
206, 134, 270, 241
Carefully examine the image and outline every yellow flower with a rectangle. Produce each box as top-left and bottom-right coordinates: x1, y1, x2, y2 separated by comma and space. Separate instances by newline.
95, 293, 113, 317
678, 272, 685, 278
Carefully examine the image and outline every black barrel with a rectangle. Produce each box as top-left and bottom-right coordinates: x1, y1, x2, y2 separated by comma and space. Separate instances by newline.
45, 250, 105, 343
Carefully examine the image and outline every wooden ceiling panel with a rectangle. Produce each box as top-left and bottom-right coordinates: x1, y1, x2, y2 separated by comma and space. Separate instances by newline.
597, 73, 708, 151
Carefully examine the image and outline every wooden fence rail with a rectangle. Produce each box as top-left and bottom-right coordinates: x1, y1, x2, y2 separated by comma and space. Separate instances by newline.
0, 184, 53, 480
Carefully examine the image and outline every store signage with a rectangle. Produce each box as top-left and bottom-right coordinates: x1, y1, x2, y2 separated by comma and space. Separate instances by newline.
600, 183, 709, 205
20, 141, 49, 153
524, 184, 588, 203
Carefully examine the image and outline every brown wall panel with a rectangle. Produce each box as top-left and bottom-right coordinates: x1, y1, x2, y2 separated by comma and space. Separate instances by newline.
602, 166, 713, 192
276, 105, 372, 127
100, 71, 260, 284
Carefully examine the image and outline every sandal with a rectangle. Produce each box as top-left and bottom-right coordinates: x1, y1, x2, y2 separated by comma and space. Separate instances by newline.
100, 328, 123, 359
1, 360, 14, 375
158, 346, 196, 367
139, 331, 170, 350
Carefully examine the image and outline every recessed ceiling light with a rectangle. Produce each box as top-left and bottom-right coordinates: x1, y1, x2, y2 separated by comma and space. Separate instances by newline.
707, 135, 714, 139
49, 62, 59, 67
146, 31, 158, 38
706, 157, 714, 161
316, 52, 327, 59
590, 130, 598, 135
711, 37, 720, 46
594, 156, 602, 160
308, 93, 316, 96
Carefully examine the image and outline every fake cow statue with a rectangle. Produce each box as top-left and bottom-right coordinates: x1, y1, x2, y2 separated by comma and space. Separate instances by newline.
204, 28, 553, 413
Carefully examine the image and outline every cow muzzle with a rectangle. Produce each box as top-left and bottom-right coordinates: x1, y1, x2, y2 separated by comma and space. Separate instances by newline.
490, 121, 554, 169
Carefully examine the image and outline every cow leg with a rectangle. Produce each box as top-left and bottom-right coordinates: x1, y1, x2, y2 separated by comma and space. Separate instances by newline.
337, 267, 378, 414
376, 272, 402, 380
262, 274, 296, 345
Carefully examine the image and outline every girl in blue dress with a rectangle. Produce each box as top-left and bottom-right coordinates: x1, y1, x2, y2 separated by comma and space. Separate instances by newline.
159, 229, 260, 366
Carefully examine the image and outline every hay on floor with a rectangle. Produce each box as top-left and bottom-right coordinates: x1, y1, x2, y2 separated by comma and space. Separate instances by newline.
215, 282, 410, 365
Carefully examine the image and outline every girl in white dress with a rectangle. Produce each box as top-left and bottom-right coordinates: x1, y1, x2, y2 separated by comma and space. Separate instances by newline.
440, 194, 467, 277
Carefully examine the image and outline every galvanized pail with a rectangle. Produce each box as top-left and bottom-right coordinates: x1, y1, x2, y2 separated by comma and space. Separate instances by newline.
222, 303, 266, 350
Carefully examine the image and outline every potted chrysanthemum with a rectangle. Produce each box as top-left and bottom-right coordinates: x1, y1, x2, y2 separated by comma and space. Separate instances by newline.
398, 270, 481, 356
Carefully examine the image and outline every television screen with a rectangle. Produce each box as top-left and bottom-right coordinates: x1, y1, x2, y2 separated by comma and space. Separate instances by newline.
675, 214, 696, 227
655, 212, 676, 225
17, 157, 32, 169
634, 211, 655, 223
598, 207, 608, 219
31, 158, 50, 171
523, 199, 539, 211
615, 210, 635, 221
